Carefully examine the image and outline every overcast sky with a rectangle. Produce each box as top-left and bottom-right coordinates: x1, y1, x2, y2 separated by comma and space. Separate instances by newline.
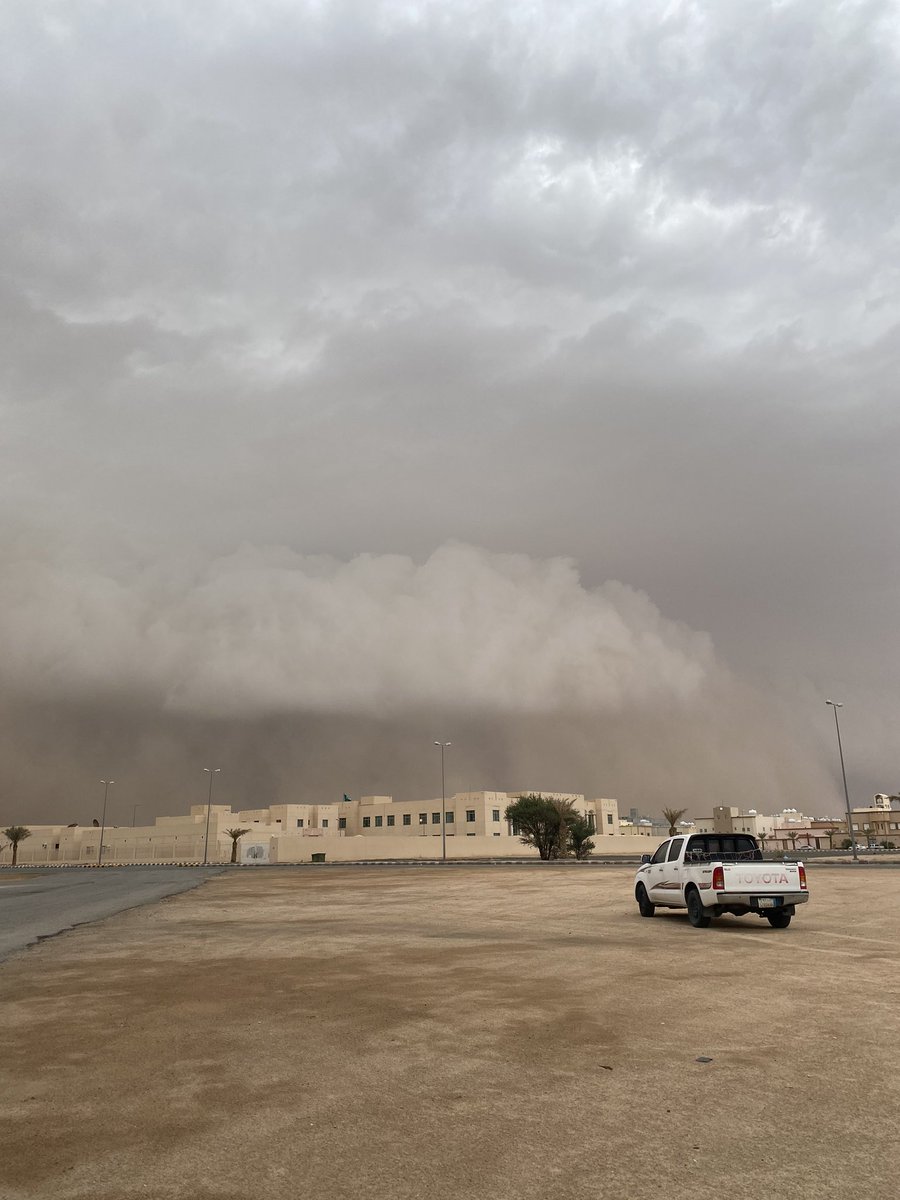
2, 0, 898, 825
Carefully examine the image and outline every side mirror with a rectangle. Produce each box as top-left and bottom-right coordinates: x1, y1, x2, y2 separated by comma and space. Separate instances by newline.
640, 854, 651, 864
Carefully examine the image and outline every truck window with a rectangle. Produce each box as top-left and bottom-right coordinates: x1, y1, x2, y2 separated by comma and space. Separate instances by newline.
686, 834, 761, 862
667, 838, 684, 862
650, 841, 670, 865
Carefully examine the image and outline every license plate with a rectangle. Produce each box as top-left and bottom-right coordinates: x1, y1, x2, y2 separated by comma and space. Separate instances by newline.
757, 897, 778, 908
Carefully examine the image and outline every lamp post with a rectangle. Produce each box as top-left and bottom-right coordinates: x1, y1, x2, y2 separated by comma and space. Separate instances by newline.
202, 768, 220, 866
433, 741, 451, 862
98, 779, 114, 867
131, 804, 140, 828
826, 700, 858, 863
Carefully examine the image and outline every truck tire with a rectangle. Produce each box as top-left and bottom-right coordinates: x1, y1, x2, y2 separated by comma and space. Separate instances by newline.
686, 888, 711, 928
766, 910, 792, 929
636, 884, 655, 918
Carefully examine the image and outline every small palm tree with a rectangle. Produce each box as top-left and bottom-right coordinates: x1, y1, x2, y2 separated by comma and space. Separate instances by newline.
824, 827, 841, 850
2, 826, 31, 866
225, 827, 250, 864
661, 807, 687, 836
757, 832, 769, 852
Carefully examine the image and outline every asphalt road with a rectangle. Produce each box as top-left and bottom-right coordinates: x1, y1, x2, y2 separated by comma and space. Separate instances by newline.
0, 867, 222, 961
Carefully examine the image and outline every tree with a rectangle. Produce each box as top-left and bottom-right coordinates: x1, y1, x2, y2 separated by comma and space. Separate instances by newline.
757, 832, 769, 853
567, 814, 595, 860
823, 827, 842, 850
2, 826, 31, 866
661, 808, 687, 836
505, 795, 564, 860
504, 795, 595, 860
225, 828, 250, 864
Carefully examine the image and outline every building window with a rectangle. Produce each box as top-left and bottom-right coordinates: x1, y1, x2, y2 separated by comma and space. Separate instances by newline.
492, 809, 500, 822
275, 818, 281, 823
387, 814, 395, 827
606, 813, 613, 825
466, 810, 476, 822
403, 814, 411, 826
363, 816, 371, 828
296, 819, 304, 828
493, 832, 501, 837
419, 813, 428, 825
445, 811, 454, 824
322, 819, 329, 829
432, 812, 440, 824
467, 833, 475, 837
338, 817, 346, 830
375, 816, 383, 827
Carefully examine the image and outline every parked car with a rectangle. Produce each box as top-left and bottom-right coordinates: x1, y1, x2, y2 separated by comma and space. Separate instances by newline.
634, 832, 809, 929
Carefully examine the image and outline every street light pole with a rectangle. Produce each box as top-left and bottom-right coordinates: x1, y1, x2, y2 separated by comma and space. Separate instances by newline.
202, 768, 220, 866
826, 700, 858, 863
131, 804, 140, 828
98, 779, 114, 867
434, 741, 451, 862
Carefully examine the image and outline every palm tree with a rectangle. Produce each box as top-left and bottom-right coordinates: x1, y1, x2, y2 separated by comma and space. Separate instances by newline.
225, 827, 250, 864
2, 826, 31, 866
757, 832, 769, 853
824, 827, 842, 850
661, 808, 687, 836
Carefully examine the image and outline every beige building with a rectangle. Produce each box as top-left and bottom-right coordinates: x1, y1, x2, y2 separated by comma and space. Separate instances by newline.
846, 800, 900, 847
692, 806, 776, 839
1, 792, 626, 865
691, 802, 900, 851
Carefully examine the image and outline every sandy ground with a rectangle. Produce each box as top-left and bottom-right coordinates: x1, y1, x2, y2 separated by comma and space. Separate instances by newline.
1, 864, 898, 1200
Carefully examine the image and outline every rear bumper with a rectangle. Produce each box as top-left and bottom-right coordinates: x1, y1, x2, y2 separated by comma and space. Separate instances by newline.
712, 891, 809, 909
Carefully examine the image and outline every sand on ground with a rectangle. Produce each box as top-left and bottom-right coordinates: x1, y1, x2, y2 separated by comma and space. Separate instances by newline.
1, 864, 898, 1200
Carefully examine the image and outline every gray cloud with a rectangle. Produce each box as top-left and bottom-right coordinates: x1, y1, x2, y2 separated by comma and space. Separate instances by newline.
1, 0, 898, 822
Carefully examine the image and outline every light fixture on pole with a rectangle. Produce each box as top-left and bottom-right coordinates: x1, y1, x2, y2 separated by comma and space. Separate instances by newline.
98, 779, 114, 867
433, 741, 451, 862
826, 700, 858, 863
202, 768, 221, 866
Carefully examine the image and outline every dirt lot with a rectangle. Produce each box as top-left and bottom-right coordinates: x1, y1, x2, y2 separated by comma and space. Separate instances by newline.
1, 864, 898, 1200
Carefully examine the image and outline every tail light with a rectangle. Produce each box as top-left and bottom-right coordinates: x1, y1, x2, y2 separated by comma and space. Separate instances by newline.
712, 865, 725, 890
798, 864, 808, 891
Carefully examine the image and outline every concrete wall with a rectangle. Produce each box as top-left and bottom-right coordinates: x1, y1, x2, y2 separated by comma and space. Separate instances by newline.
268, 833, 654, 863
2, 828, 655, 866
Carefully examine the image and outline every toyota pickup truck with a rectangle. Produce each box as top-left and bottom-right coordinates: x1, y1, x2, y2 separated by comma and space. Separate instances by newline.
634, 833, 809, 928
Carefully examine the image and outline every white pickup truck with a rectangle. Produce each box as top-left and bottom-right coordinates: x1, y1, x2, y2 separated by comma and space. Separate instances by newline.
634, 833, 809, 928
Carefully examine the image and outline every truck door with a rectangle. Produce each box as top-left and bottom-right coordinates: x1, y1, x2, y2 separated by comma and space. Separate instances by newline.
658, 836, 685, 900
646, 839, 672, 902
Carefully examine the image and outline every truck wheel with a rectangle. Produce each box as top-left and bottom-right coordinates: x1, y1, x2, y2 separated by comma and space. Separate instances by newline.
636, 884, 655, 918
686, 888, 711, 928
766, 910, 792, 929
